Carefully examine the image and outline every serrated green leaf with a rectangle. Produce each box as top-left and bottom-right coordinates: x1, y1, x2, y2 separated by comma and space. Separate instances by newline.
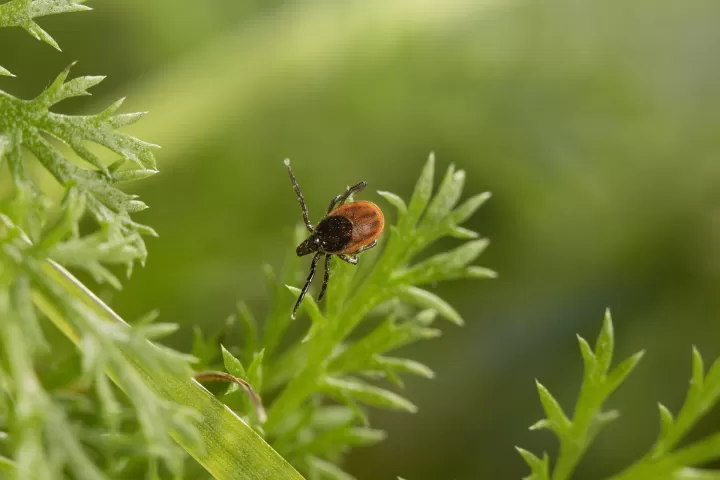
529, 312, 720, 480
25, 21, 60, 49
222, 344, 246, 379
377, 190, 408, 216
516, 446, 542, 466
657, 349, 720, 460
395, 285, 463, 325
451, 191, 492, 225
467, 265, 498, 278
577, 334, 596, 376
38, 71, 106, 108
109, 111, 148, 128
605, 350, 645, 395
516, 447, 550, 480
0, 0, 92, 51
535, 380, 570, 435
692, 346, 706, 391
345, 427, 387, 446
112, 168, 159, 184
422, 164, 465, 225
322, 377, 417, 413
449, 225, 480, 239
595, 309, 615, 374
529, 419, 551, 431
0, 65, 157, 272
376, 356, 435, 379
658, 402, 675, 444
393, 239, 490, 285
403, 152, 435, 228
0, 65, 14, 77
69, 139, 109, 175
330, 316, 440, 373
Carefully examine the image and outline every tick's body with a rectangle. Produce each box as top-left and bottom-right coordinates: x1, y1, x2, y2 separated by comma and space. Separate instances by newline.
285, 159, 384, 318
297, 201, 384, 256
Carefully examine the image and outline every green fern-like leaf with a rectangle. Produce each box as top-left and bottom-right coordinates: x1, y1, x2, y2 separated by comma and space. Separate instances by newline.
1, 64, 158, 273
520, 310, 644, 480
1, 10, 246, 475
0, 0, 91, 75
202, 154, 495, 478
520, 311, 720, 480
610, 348, 720, 480
0, 0, 91, 48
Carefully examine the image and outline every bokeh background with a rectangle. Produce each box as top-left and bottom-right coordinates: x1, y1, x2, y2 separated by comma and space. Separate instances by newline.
3, 0, 720, 478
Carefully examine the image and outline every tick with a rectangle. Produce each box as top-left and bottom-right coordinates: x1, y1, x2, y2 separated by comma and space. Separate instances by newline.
284, 159, 384, 319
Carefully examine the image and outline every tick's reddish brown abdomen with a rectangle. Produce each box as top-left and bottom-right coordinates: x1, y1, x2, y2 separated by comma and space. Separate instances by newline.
327, 200, 384, 254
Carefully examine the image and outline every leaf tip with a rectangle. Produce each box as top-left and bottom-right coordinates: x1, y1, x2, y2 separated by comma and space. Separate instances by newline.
528, 419, 550, 431
691, 346, 705, 386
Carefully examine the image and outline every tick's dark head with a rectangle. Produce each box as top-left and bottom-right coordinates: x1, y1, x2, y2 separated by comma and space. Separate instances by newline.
296, 235, 320, 256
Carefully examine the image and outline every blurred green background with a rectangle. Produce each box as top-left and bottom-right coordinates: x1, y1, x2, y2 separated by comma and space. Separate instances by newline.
3, 0, 720, 478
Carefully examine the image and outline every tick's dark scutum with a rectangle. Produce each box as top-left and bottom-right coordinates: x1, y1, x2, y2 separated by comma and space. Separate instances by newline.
315, 215, 353, 253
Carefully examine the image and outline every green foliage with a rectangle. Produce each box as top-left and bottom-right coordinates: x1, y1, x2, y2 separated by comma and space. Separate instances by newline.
519, 311, 720, 480
0, 5, 301, 479
1, 62, 158, 269
0, 0, 91, 75
0, 8, 186, 469
196, 154, 496, 478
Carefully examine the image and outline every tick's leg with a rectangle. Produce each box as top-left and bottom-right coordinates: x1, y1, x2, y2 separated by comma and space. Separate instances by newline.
285, 159, 313, 232
338, 254, 358, 265
318, 254, 332, 301
292, 252, 322, 319
353, 240, 377, 255
327, 181, 368, 214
